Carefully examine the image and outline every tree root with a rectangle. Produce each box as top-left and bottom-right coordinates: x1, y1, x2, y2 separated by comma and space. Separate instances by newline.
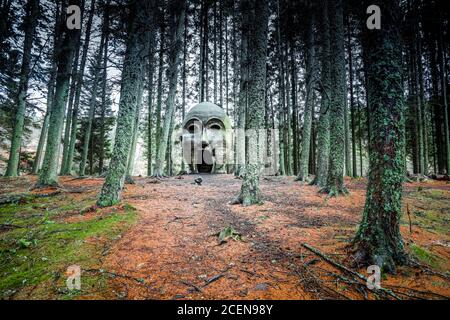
151, 174, 168, 180
301, 243, 401, 300
0, 191, 62, 206
124, 175, 135, 184
29, 181, 63, 191
319, 185, 349, 198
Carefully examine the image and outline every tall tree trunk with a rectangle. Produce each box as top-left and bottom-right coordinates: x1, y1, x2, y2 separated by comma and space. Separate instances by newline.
276, 0, 285, 176
98, 1, 111, 174
234, 0, 250, 177
354, 0, 407, 273
154, 14, 165, 171
33, 2, 63, 174
219, 0, 223, 109
198, 0, 206, 102
297, 12, 316, 182
147, 17, 157, 177
60, 42, 81, 174
79, 35, 106, 176
233, 0, 269, 206
312, 0, 330, 187
5, 0, 40, 177
290, 41, 299, 176
97, 0, 155, 206
37, 0, 81, 187
153, 0, 186, 177
348, 19, 357, 177
213, 0, 217, 104
63, 0, 96, 175
438, 13, 450, 175
126, 80, 145, 182
323, 0, 348, 196
284, 43, 293, 176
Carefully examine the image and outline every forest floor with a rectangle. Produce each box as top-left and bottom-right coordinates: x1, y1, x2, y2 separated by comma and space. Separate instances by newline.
0, 174, 449, 300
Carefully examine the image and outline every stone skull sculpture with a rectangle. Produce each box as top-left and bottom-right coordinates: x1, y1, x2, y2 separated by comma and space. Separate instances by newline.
181, 102, 232, 174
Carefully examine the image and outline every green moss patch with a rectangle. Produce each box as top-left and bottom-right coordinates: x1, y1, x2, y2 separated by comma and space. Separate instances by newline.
0, 194, 137, 299
409, 244, 442, 270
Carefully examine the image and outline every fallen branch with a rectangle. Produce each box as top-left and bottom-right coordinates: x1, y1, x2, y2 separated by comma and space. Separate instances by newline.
301, 243, 401, 300
408, 259, 450, 281
202, 274, 224, 287
181, 280, 203, 293
385, 284, 449, 300
84, 268, 150, 288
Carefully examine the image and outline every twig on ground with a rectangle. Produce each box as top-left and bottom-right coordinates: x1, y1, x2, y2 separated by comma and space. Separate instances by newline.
181, 280, 203, 293
84, 268, 151, 289
406, 204, 413, 234
202, 274, 224, 287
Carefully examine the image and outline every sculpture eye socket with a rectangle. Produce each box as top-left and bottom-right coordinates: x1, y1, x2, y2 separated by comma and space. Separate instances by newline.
188, 125, 195, 134
210, 124, 221, 131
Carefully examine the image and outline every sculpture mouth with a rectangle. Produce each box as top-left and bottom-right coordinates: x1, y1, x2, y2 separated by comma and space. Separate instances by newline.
198, 147, 213, 174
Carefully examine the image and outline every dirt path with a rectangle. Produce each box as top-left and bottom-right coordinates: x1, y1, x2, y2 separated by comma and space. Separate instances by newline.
98, 175, 449, 300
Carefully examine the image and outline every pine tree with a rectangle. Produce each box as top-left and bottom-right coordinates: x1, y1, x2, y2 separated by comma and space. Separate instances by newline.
36, 0, 81, 187
5, 0, 40, 177
353, 0, 407, 273
233, 0, 269, 206
297, 10, 316, 182
322, 0, 348, 196
97, 0, 155, 206
33, 1, 65, 174
153, 0, 186, 177
311, 0, 330, 188
62, 0, 96, 175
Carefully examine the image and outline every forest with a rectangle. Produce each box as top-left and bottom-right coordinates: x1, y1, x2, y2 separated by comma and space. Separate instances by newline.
0, 0, 449, 300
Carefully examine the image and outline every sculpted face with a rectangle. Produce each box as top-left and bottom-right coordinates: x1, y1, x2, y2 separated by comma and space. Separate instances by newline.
181, 102, 231, 174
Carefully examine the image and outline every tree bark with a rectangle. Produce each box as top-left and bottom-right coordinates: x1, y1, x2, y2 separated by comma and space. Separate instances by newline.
297, 12, 316, 182
322, 0, 348, 196
37, 0, 81, 187
97, 0, 155, 206
354, 0, 407, 273
153, 0, 186, 177
233, 0, 269, 206
33, 2, 64, 174
62, 0, 96, 175
79, 32, 106, 176
312, 0, 330, 187
5, 0, 40, 177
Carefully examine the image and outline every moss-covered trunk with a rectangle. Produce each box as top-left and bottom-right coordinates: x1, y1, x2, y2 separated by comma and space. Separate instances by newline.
79, 37, 105, 176
153, 0, 186, 177
353, 0, 407, 273
62, 0, 95, 175
153, 14, 165, 173
125, 80, 145, 182
234, 0, 268, 206
322, 0, 347, 196
5, 0, 40, 177
297, 12, 316, 182
97, 0, 154, 206
311, 0, 330, 188
37, 0, 81, 187
33, 3, 63, 175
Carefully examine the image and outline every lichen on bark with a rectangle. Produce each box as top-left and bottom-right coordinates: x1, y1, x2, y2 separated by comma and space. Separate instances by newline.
353, 0, 407, 273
